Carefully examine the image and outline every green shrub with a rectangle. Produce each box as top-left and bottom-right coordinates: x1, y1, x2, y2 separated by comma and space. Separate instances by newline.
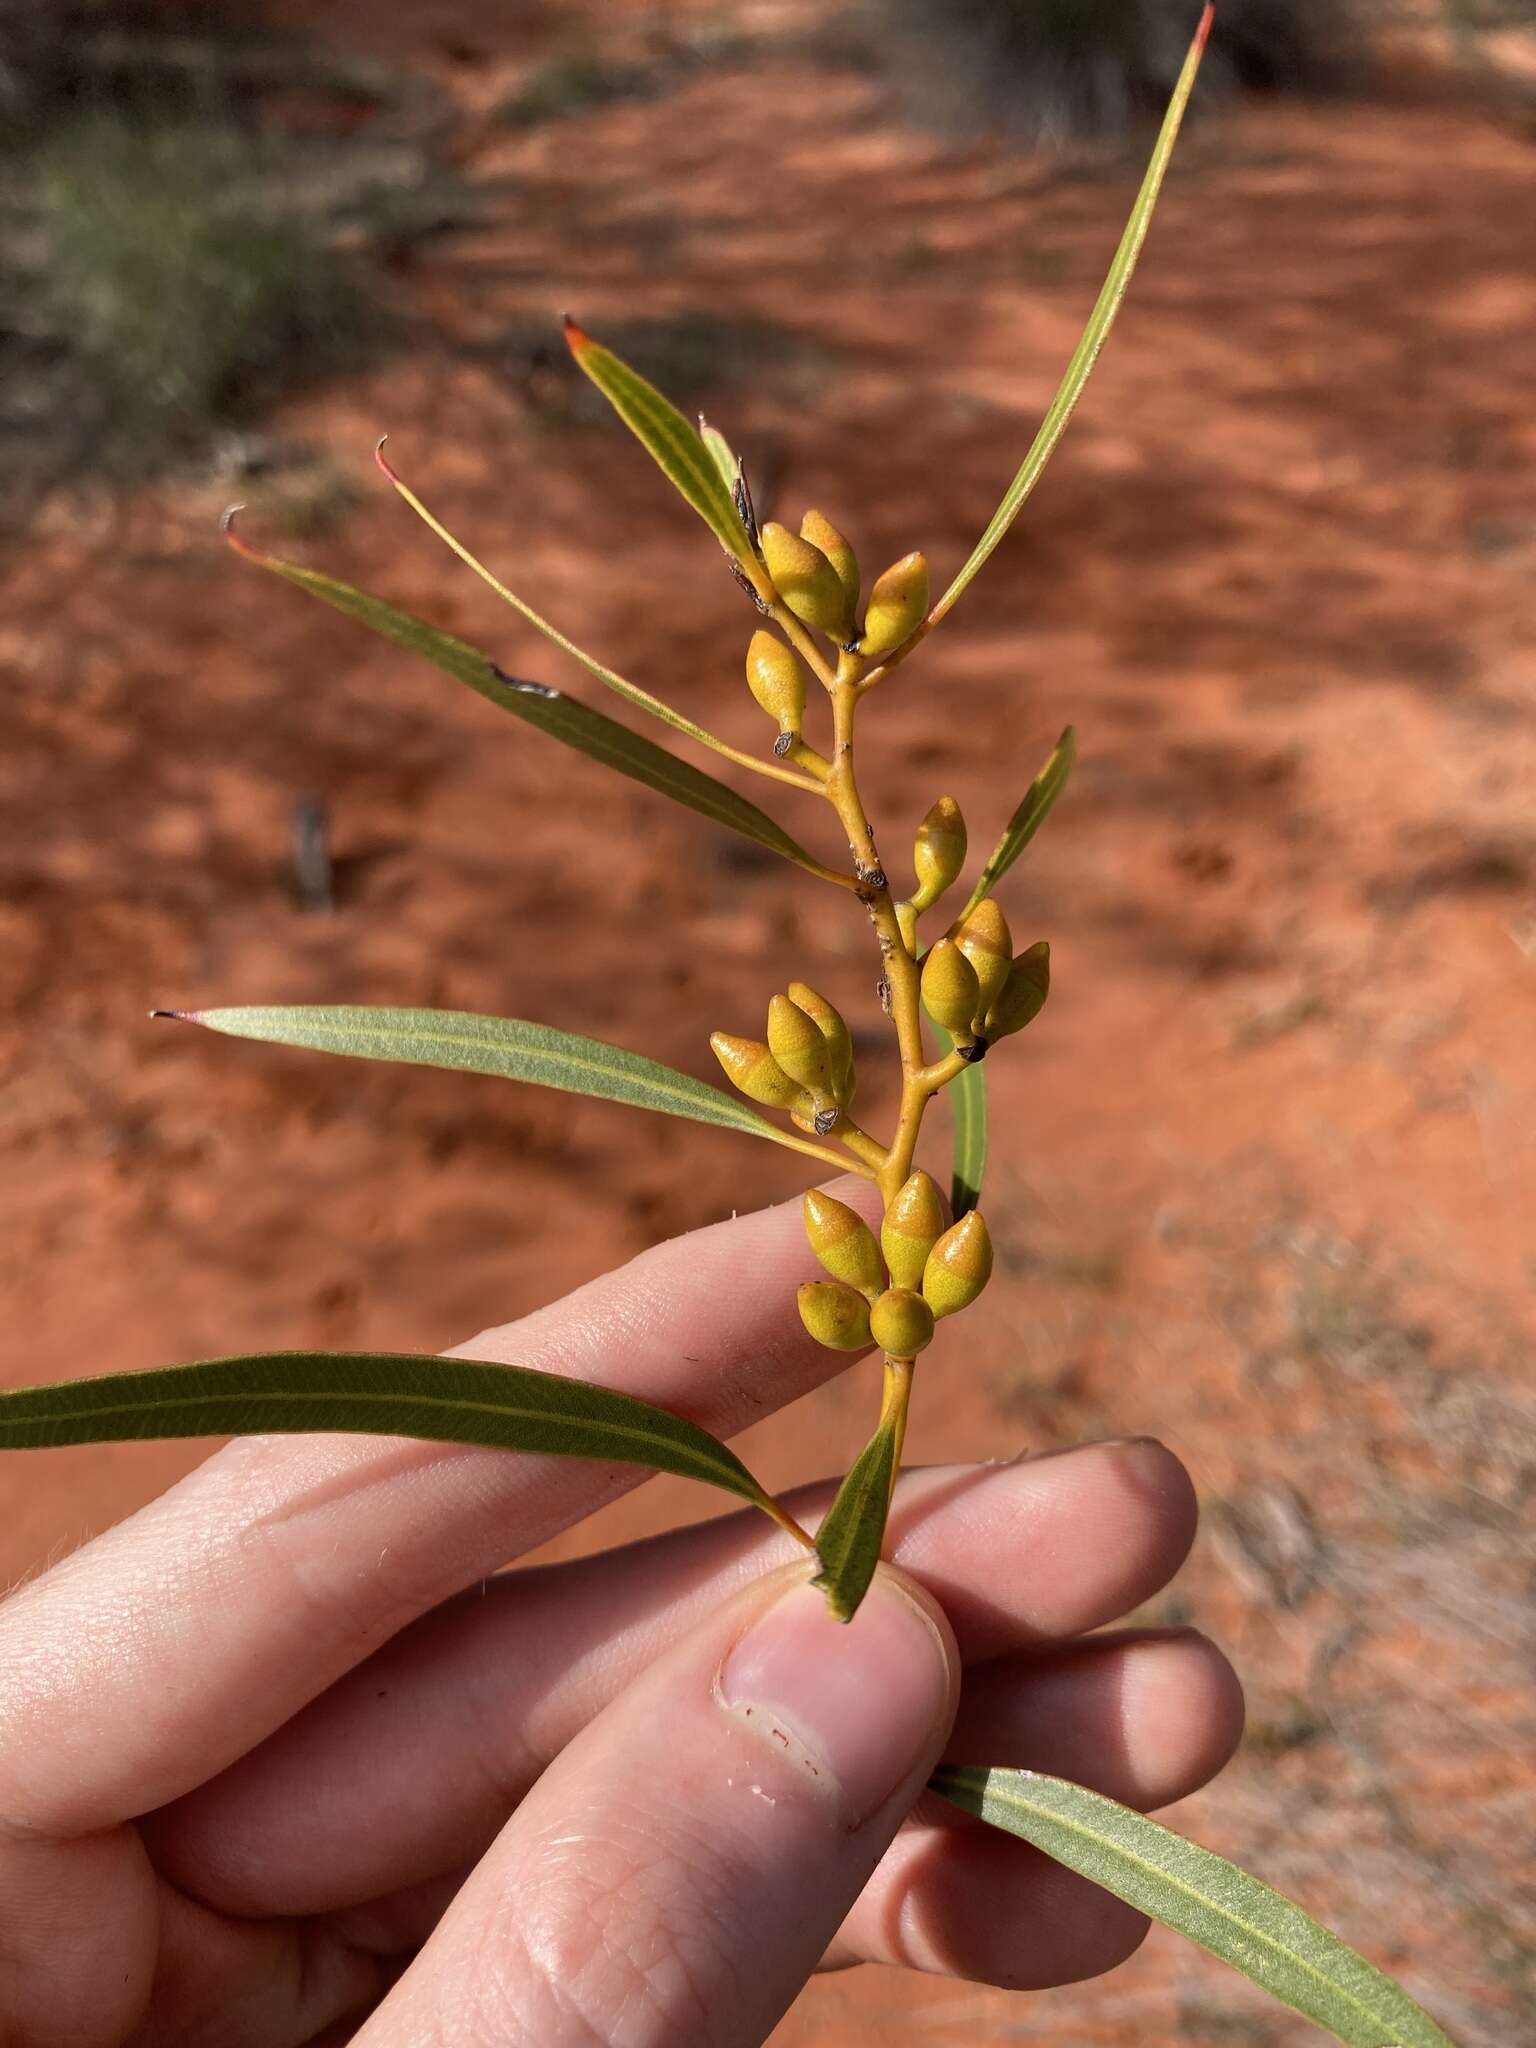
497, 51, 654, 129
33, 113, 374, 453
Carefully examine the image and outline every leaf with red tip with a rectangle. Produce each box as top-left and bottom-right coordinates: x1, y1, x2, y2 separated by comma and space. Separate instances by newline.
928, 12, 1209, 630
224, 519, 841, 879
564, 321, 763, 577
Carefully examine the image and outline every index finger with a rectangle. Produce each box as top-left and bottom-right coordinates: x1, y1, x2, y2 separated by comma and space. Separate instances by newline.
0, 1182, 873, 1838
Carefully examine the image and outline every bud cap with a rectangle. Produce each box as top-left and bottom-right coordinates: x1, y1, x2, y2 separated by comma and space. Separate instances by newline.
803, 1189, 883, 1296
744, 630, 807, 737
709, 1032, 805, 1112
986, 940, 1051, 1039
798, 1280, 873, 1352
952, 897, 1013, 1016
923, 1210, 994, 1319
761, 522, 847, 635
920, 938, 981, 1037
859, 550, 929, 660
869, 1286, 935, 1358
787, 980, 854, 1104
799, 509, 859, 636
880, 1168, 947, 1291
912, 795, 967, 912
765, 993, 834, 1096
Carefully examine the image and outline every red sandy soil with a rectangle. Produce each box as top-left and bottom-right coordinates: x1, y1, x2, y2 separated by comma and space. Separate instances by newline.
2, 3, 1533, 2041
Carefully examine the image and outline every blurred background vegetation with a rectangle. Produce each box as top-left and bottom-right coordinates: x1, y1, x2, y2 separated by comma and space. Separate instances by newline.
5, 0, 1531, 505
0, 0, 477, 501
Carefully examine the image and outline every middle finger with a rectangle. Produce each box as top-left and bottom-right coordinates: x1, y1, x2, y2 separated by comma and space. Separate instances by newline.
150, 1439, 1201, 1916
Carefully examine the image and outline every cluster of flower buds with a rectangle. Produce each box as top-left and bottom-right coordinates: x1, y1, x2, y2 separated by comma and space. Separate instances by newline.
710, 982, 854, 1138
753, 507, 929, 661
920, 893, 1050, 1060
797, 1172, 993, 1361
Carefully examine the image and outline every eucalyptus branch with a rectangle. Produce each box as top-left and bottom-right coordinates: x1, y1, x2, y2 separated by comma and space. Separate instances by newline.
0, 18, 1465, 2038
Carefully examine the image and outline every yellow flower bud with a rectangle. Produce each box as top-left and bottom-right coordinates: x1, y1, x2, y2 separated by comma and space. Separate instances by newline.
859, 550, 929, 659
760, 521, 847, 634
803, 1189, 882, 1296
798, 1280, 873, 1351
911, 795, 967, 912
985, 940, 1050, 1040
880, 1169, 947, 1291
744, 629, 807, 739
799, 509, 859, 637
869, 1286, 935, 1358
766, 992, 833, 1097
920, 938, 981, 1037
787, 980, 853, 1104
952, 897, 1012, 1020
923, 1210, 994, 1319
709, 1031, 805, 1111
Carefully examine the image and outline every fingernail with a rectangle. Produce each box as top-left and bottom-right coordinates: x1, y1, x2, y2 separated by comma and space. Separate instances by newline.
718, 1574, 952, 1827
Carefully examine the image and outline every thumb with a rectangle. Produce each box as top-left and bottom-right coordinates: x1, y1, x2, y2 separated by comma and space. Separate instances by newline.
364, 1562, 959, 2047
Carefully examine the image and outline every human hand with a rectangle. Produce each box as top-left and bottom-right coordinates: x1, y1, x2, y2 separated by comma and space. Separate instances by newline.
0, 1183, 1241, 2045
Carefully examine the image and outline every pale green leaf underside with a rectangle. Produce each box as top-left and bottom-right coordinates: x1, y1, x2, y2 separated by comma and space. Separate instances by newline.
931, 10, 1210, 626
962, 726, 1075, 920
932, 1766, 1457, 2048
174, 1006, 830, 1153
699, 420, 739, 495
0, 1351, 776, 1511
233, 543, 828, 877
812, 1415, 898, 1623
567, 325, 758, 572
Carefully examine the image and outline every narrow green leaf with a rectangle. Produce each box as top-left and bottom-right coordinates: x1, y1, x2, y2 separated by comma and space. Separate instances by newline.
812, 1414, 898, 1623
225, 523, 835, 879
372, 446, 808, 792
0, 1351, 786, 1519
698, 418, 739, 495
947, 1055, 988, 1220
925, 1014, 989, 1218
565, 319, 762, 575
931, 1766, 1458, 2048
930, 8, 1211, 628
960, 726, 1076, 920
161, 1006, 858, 1175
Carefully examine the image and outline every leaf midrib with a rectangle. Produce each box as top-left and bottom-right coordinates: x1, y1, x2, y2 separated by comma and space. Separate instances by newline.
966, 1774, 1435, 2044
2, 1378, 750, 1491
217, 1014, 766, 1132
